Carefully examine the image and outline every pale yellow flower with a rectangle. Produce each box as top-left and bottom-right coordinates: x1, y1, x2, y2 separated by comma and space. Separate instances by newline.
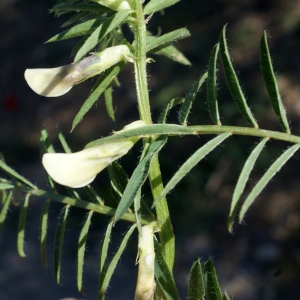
42, 120, 146, 188
24, 45, 133, 97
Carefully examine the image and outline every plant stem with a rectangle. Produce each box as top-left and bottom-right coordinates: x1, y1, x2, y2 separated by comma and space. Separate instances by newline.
133, 0, 175, 270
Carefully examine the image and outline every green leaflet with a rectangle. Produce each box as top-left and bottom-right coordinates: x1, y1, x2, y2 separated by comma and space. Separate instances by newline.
154, 237, 181, 300
74, 10, 131, 61
228, 138, 269, 232
144, 0, 180, 15
151, 44, 191, 65
0, 183, 14, 190
97, 224, 136, 300
77, 210, 94, 293
54, 204, 70, 284
207, 43, 221, 125
114, 136, 168, 222
18, 193, 30, 258
0, 160, 36, 189
99, 220, 113, 292
178, 72, 208, 126
188, 259, 205, 300
219, 26, 258, 128
104, 85, 115, 121
61, 11, 92, 28
260, 31, 290, 133
72, 62, 125, 131
154, 133, 230, 207
157, 97, 184, 124
47, 17, 108, 42
239, 144, 300, 222
40, 199, 50, 267
204, 259, 222, 300
223, 292, 230, 300
146, 28, 190, 52
0, 190, 13, 232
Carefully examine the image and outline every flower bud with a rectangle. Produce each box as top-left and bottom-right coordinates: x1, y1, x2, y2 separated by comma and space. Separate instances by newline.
92, 0, 134, 11
42, 120, 146, 188
24, 45, 133, 97
135, 224, 156, 300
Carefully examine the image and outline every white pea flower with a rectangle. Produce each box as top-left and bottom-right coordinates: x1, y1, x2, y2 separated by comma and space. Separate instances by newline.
42, 120, 146, 188
92, 0, 134, 11
24, 45, 134, 97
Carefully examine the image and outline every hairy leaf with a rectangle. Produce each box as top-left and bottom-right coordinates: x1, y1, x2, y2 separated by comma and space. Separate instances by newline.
54, 204, 70, 284
157, 97, 184, 124
97, 224, 136, 300
114, 136, 168, 222
207, 43, 221, 125
146, 28, 190, 52
40, 199, 50, 267
99, 220, 113, 291
204, 259, 222, 300
61, 11, 92, 28
144, 0, 180, 15
77, 210, 94, 293
18, 193, 30, 257
47, 17, 108, 42
154, 237, 181, 300
154, 133, 230, 206
239, 144, 300, 221
188, 259, 205, 300
219, 27, 258, 128
151, 44, 191, 65
260, 31, 290, 133
178, 72, 208, 125
228, 138, 269, 232
75, 10, 131, 61
72, 62, 124, 131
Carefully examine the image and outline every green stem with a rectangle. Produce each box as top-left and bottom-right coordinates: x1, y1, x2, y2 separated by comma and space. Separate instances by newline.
15, 184, 155, 225
133, 0, 175, 270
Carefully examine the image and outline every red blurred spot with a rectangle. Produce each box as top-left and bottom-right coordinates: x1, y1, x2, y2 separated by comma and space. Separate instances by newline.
3, 93, 19, 111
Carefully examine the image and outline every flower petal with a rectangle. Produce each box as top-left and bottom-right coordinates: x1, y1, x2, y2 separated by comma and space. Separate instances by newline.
24, 65, 78, 97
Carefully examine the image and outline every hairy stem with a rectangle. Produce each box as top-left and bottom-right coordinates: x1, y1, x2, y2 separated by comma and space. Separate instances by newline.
133, 0, 175, 271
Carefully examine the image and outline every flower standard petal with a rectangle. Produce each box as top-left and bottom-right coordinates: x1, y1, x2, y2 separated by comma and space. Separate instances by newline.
24, 65, 78, 97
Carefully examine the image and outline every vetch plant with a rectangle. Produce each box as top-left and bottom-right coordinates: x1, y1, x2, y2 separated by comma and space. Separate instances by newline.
1, 0, 300, 299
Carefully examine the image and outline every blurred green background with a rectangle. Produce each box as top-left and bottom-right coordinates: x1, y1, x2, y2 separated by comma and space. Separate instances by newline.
1, 0, 300, 299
